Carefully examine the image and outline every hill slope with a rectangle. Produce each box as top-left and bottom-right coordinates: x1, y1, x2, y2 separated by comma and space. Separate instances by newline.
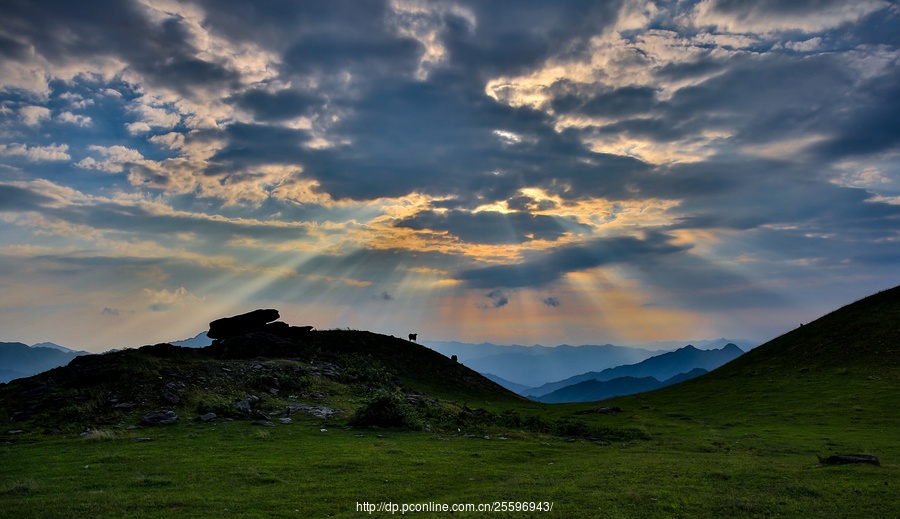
605, 285, 900, 429
0, 326, 524, 432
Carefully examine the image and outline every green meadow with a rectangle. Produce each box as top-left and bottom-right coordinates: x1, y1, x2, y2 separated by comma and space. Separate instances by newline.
2, 287, 899, 517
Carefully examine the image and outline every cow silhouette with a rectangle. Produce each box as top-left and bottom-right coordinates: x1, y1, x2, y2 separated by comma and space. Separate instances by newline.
408, 333, 418, 342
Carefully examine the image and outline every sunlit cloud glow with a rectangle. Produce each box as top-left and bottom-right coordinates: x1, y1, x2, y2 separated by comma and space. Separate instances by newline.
1, 0, 899, 350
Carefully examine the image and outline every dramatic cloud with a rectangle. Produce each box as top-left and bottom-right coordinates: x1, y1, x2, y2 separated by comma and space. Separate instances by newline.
1, 0, 898, 350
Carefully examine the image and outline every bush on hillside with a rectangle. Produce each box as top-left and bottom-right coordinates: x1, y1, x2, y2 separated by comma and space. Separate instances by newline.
349, 390, 421, 430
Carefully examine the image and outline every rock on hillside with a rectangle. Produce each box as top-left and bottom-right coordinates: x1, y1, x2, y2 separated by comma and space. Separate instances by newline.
0, 310, 522, 434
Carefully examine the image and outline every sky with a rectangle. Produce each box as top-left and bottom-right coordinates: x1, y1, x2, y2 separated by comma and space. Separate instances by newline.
1, 0, 900, 352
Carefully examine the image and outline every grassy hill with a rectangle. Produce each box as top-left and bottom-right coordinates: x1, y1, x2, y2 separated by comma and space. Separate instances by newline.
0, 329, 530, 435
606, 285, 900, 426
1, 288, 899, 517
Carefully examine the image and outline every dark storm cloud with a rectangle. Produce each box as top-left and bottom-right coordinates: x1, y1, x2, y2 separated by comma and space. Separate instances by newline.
483, 289, 509, 309
705, 0, 868, 17
543, 297, 561, 307
551, 84, 660, 119
0, 182, 308, 243
568, 51, 855, 152
187, 0, 641, 205
0, 185, 56, 211
205, 123, 311, 174
297, 247, 464, 287
395, 209, 589, 244
663, 53, 853, 146
458, 233, 690, 289
506, 194, 558, 212
813, 67, 900, 158
229, 88, 318, 122
0, 0, 239, 98
293, 76, 653, 204
440, 0, 624, 78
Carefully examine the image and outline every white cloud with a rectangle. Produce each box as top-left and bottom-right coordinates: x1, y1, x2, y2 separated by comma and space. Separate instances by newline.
785, 37, 824, 53
127, 98, 182, 132
389, 0, 476, 80
142, 286, 203, 311
126, 122, 153, 134
19, 105, 51, 126
691, 0, 889, 34
0, 143, 70, 161
57, 111, 93, 126
76, 145, 145, 172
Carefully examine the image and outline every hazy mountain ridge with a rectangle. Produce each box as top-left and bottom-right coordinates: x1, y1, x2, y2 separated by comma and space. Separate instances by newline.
170, 332, 212, 348
535, 368, 709, 403
526, 343, 744, 398
0, 342, 90, 383
423, 339, 754, 387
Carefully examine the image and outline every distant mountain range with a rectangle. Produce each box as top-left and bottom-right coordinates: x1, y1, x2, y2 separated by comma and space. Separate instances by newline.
0, 334, 212, 384
423, 338, 754, 387
526, 343, 745, 398
171, 332, 211, 348
534, 368, 710, 403
468, 343, 745, 403
0, 342, 91, 383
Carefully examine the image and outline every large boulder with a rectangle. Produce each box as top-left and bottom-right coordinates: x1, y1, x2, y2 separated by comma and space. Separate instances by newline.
208, 309, 280, 340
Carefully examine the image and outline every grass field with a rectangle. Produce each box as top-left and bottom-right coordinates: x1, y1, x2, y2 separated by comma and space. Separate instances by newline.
2, 288, 899, 517
2, 378, 896, 518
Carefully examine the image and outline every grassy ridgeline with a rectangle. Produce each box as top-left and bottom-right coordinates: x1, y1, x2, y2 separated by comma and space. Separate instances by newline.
2, 287, 900, 517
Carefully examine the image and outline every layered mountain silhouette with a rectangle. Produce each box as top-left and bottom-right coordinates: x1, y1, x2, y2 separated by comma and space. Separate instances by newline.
525, 343, 744, 400
534, 368, 709, 403
424, 338, 754, 387
0, 342, 89, 383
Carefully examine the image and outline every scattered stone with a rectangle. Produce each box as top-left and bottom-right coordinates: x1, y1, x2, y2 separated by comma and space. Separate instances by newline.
161, 370, 189, 380
198, 413, 217, 422
165, 381, 187, 391
257, 421, 275, 427
236, 399, 253, 415
818, 454, 880, 466
320, 428, 327, 432
7, 429, 24, 435
141, 410, 178, 425
279, 417, 292, 424
162, 392, 180, 404
133, 437, 152, 442
112, 402, 136, 409
285, 403, 343, 420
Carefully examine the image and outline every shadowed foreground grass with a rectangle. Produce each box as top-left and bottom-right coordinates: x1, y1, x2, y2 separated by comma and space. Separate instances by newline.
1, 401, 896, 518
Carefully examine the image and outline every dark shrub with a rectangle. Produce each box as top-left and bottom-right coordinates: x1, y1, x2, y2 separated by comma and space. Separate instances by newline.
349, 390, 421, 430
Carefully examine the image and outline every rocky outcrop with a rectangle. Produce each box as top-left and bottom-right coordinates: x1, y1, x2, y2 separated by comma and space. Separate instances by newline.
207, 309, 281, 340
203, 309, 316, 359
